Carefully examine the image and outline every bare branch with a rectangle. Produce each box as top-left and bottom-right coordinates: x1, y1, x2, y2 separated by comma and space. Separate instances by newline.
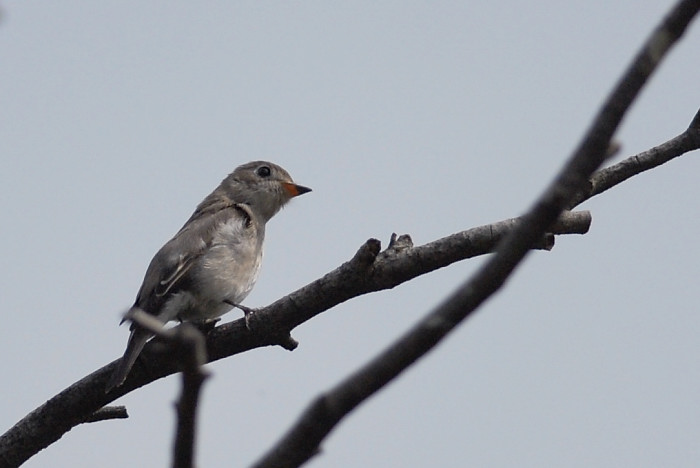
171, 325, 209, 468
250, 2, 700, 467
81, 406, 128, 424
0, 210, 589, 467
128, 310, 210, 468
568, 107, 700, 208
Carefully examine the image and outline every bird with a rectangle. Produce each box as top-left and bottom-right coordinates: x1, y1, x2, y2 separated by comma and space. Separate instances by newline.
105, 161, 311, 391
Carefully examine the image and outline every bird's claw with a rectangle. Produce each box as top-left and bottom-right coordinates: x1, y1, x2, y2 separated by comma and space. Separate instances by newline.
225, 300, 257, 330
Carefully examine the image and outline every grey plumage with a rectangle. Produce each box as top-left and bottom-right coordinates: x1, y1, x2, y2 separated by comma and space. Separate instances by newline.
106, 161, 310, 391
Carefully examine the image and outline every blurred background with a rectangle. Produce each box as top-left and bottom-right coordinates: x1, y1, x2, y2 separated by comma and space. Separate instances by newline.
1, 1, 699, 467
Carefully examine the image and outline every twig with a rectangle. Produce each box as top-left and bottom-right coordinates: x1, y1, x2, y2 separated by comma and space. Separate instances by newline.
80, 406, 128, 424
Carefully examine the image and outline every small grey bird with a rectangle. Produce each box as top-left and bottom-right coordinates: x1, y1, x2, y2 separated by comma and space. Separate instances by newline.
106, 161, 310, 391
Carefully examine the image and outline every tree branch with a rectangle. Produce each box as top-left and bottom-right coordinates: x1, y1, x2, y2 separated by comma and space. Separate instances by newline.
569, 107, 700, 208
249, 2, 700, 467
171, 326, 208, 468
0, 211, 589, 468
123, 310, 210, 468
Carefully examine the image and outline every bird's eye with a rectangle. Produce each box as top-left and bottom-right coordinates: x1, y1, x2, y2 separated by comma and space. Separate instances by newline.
256, 166, 272, 178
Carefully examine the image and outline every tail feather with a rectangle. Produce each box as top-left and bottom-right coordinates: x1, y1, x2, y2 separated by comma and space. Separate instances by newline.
105, 327, 152, 393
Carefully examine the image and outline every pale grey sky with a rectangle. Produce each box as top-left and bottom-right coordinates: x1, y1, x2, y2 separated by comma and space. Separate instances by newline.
1, 2, 699, 467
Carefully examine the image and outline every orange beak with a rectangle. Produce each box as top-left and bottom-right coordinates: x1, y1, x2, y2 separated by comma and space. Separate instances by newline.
282, 182, 312, 197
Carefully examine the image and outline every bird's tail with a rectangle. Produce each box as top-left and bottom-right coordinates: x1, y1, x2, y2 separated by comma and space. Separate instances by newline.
105, 318, 153, 393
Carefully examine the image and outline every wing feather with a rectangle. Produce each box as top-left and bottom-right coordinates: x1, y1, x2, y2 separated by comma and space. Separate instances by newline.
133, 197, 249, 314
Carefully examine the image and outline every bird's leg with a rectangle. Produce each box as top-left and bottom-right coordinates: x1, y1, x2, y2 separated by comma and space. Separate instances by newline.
224, 300, 257, 330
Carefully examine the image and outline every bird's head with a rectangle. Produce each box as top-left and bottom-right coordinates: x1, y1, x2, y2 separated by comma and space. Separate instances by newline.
225, 161, 311, 222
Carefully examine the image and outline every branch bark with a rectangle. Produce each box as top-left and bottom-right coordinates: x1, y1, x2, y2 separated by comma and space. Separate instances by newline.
0, 211, 589, 468
569, 107, 700, 208
116, 310, 210, 468
170, 325, 208, 468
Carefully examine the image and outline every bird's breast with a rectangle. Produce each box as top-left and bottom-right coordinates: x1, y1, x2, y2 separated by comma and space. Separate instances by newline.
183, 218, 264, 320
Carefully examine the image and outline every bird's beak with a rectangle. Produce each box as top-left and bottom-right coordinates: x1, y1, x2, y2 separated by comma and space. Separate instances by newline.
282, 182, 312, 197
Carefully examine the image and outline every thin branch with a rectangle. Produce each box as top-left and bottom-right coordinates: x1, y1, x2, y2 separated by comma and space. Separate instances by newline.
171, 326, 209, 468
250, 2, 700, 467
127, 310, 209, 468
569, 107, 700, 208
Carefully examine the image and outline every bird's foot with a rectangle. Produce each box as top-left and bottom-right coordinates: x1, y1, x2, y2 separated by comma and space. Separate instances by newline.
224, 300, 257, 330
191, 317, 220, 334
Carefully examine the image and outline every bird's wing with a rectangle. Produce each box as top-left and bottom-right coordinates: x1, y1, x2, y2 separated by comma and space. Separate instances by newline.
153, 251, 196, 297
133, 201, 249, 313
133, 237, 204, 314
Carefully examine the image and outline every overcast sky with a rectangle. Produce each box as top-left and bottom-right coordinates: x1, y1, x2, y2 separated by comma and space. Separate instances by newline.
1, 2, 699, 467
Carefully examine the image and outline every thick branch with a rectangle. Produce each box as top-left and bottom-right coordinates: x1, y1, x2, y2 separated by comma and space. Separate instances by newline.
250, 2, 700, 467
0, 211, 588, 468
